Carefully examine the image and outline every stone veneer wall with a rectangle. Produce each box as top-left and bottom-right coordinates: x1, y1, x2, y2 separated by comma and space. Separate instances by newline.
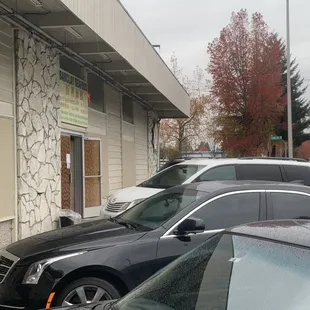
15, 30, 61, 239
147, 110, 159, 176
0, 221, 13, 248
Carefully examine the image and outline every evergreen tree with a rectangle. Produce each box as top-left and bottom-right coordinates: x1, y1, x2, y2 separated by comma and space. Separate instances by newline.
276, 39, 310, 147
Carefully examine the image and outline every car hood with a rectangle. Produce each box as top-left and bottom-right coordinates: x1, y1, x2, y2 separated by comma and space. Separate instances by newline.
7, 220, 145, 259
110, 186, 163, 203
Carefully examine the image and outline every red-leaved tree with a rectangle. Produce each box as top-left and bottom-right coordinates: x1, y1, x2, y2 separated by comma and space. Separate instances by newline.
207, 9, 286, 156
297, 140, 310, 160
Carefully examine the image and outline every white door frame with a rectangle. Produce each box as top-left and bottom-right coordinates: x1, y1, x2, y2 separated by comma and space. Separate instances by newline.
83, 137, 103, 218
61, 129, 85, 216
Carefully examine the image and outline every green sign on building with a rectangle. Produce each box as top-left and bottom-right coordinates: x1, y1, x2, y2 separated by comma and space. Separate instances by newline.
59, 69, 88, 128
270, 136, 282, 141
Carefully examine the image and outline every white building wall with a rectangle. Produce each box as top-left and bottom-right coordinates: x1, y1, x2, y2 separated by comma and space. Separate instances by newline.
134, 104, 148, 184
0, 18, 14, 118
88, 108, 107, 136
122, 121, 135, 143
105, 85, 123, 194
0, 18, 15, 247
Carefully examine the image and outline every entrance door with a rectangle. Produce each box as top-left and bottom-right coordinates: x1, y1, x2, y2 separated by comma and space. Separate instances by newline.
61, 134, 83, 215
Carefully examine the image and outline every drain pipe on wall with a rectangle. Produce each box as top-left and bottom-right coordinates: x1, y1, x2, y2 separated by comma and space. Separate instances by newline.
157, 119, 161, 170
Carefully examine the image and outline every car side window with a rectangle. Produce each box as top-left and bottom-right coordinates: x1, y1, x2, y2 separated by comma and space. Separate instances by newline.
191, 192, 260, 230
282, 165, 310, 186
270, 192, 310, 220
237, 164, 282, 181
196, 165, 236, 182
142, 165, 204, 189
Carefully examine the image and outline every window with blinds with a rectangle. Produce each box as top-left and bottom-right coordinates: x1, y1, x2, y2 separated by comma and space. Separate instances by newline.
122, 95, 134, 124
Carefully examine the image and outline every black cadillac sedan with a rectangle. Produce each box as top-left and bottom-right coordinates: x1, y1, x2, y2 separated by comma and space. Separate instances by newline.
48, 219, 310, 310
2, 181, 310, 309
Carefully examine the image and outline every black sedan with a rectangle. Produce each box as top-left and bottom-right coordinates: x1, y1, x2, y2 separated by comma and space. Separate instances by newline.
48, 219, 310, 310
2, 181, 310, 309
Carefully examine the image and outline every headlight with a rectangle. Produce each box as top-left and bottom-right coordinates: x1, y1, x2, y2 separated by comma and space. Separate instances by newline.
120, 199, 145, 212
131, 198, 144, 207
119, 202, 131, 212
23, 252, 86, 284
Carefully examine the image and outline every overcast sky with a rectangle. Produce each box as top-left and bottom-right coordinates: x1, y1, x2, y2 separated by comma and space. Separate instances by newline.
121, 0, 310, 99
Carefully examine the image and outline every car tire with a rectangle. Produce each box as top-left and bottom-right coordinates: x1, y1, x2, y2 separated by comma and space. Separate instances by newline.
53, 277, 121, 307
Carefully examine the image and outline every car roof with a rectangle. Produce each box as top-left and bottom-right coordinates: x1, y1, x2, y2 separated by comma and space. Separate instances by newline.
177, 158, 310, 166
227, 220, 310, 248
174, 180, 310, 194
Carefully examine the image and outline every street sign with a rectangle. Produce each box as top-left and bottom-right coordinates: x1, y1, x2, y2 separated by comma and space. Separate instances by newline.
271, 136, 282, 141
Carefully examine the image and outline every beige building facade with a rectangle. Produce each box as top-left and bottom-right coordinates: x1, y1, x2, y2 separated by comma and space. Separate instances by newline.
0, 0, 189, 246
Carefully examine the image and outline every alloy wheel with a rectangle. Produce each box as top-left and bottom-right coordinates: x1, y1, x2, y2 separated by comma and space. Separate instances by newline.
62, 285, 113, 306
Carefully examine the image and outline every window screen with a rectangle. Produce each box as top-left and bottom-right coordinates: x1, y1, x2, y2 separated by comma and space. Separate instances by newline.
60, 56, 83, 79
122, 95, 134, 124
87, 73, 105, 113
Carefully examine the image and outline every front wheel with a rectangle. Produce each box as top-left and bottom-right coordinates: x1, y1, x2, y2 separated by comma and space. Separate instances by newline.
54, 277, 121, 307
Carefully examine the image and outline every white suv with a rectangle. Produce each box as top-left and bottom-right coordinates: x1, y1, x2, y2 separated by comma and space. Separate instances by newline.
100, 157, 310, 218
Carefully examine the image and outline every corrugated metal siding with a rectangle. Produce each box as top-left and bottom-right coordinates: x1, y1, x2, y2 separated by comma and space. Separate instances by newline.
0, 19, 13, 117
122, 121, 134, 142
134, 104, 148, 184
106, 85, 122, 193
88, 108, 107, 136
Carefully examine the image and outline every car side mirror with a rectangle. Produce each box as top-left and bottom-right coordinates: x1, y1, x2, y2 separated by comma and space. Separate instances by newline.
175, 217, 205, 235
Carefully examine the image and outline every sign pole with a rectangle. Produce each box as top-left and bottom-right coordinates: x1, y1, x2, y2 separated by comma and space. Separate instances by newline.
286, 0, 293, 158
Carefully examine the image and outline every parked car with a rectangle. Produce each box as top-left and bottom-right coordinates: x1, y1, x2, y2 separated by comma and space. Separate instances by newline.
100, 157, 310, 218
157, 158, 185, 172
47, 219, 310, 310
3, 181, 310, 309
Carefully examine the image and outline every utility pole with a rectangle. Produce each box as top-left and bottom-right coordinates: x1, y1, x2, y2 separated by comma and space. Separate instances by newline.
286, 0, 293, 158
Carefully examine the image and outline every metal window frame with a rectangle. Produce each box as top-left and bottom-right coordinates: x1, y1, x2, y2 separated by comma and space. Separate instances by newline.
266, 189, 310, 220
161, 190, 264, 239
265, 190, 310, 196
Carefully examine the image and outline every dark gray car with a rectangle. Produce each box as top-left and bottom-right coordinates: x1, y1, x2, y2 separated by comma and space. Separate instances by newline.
48, 219, 310, 310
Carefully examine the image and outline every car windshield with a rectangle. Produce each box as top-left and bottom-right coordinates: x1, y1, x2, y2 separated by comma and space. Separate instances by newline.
113, 232, 310, 310
139, 165, 205, 189
116, 188, 207, 231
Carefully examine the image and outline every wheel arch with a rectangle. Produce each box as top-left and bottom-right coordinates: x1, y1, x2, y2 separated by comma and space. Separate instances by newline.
52, 265, 130, 303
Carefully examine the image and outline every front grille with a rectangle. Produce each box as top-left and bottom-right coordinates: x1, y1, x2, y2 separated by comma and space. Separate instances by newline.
106, 202, 126, 213
0, 251, 19, 284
